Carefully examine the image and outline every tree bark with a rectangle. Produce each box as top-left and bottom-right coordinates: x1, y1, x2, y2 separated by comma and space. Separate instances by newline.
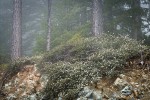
131, 0, 142, 40
92, 0, 103, 36
46, 0, 52, 51
11, 0, 22, 60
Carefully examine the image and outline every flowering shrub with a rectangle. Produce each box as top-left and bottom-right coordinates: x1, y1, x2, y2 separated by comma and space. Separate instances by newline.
41, 34, 147, 99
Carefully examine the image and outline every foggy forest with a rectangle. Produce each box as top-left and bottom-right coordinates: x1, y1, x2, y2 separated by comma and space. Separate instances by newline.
0, 0, 150, 99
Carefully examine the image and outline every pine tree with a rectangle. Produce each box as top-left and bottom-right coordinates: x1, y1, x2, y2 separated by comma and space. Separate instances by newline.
92, 0, 103, 36
130, 0, 142, 40
46, 0, 52, 51
11, 0, 22, 60
103, 0, 146, 40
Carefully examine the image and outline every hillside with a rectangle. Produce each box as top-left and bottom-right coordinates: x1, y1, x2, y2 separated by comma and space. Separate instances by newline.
0, 35, 150, 100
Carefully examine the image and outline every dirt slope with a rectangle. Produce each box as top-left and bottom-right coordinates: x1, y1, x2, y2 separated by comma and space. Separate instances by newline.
0, 64, 46, 99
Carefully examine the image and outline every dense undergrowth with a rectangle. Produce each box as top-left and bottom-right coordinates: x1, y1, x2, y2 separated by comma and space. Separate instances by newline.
0, 34, 149, 99
39, 34, 148, 99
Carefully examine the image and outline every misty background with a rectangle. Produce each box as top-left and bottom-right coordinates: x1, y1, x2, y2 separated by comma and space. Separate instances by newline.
0, 0, 150, 58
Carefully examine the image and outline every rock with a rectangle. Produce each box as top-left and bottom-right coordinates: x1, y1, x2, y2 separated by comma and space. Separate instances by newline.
29, 94, 37, 100
113, 78, 129, 89
90, 77, 102, 88
4, 82, 11, 91
102, 88, 114, 98
142, 74, 148, 79
77, 97, 87, 100
35, 73, 41, 77
111, 93, 120, 99
133, 88, 144, 99
85, 91, 93, 98
3, 65, 46, 99
130, 72, 136, 77
0, 91, 6, 97
103, 94, 109, 99
119, 74, 126, 79
121, 86, 132, 96
19, 83, 26, 88
29, 77, 33, 80
134, 83, 138, 85
58, 96, 63, 100
7, 93, 17, 100
21, 94, 37, 100
14, 78, 19, 84
93, 91, 102, 100
78, 86, 93, 97
78, 86, 103, 100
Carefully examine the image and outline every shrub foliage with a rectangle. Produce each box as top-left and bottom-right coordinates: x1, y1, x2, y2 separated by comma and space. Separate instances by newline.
40, 34, 147, 99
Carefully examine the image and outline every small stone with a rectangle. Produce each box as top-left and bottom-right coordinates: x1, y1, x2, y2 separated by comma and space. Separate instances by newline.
119, 74, 126, 79
111, 93, 120, 100
29, 94, 37, 100
4, 83, 11, 91
77, 97, 87, 100
142, 74, 148, 79
93, 91, 102, 100
103, 94, 109, 99
35, 73, 41, 77
29, 77, 33, 80
7, 94, 17, 99
131, 72, 136, 77
114, 78, 128, 89
58, 96, 63, 100
121, 86, 132, 96
85, 91, 93, 98
135, 83, 138, 85
14, 78, 19, 84
81, 86, 93, 96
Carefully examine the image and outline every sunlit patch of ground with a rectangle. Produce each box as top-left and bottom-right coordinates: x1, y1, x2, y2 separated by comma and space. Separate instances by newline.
1, 65, 45, 99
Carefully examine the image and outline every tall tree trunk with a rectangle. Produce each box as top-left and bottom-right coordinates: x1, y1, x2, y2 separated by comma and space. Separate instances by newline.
131, 0, 142, 40
11, 0, 22, 60
46, 0, 52, 51
92, 0, 103, 36
79, 13, 82, 26
148, 0, 150, 31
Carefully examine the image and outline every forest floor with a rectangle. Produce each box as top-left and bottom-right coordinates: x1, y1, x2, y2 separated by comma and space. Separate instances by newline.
0, 64, 46, 99
0, 59, 150, 99
75, 58, 150, 100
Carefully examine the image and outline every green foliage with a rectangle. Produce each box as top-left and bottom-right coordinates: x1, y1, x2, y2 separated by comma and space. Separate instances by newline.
44, 34, 147, 63
42, 62, 84, 99
33, 34, 46, 54
41, 34, 147, 99
103, 0, 149, 41
144, 35, 150, 46
0, 54, 10, 65
0, 64, 9, 71
34, 21, 91, 54
33, 0, 92, 54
